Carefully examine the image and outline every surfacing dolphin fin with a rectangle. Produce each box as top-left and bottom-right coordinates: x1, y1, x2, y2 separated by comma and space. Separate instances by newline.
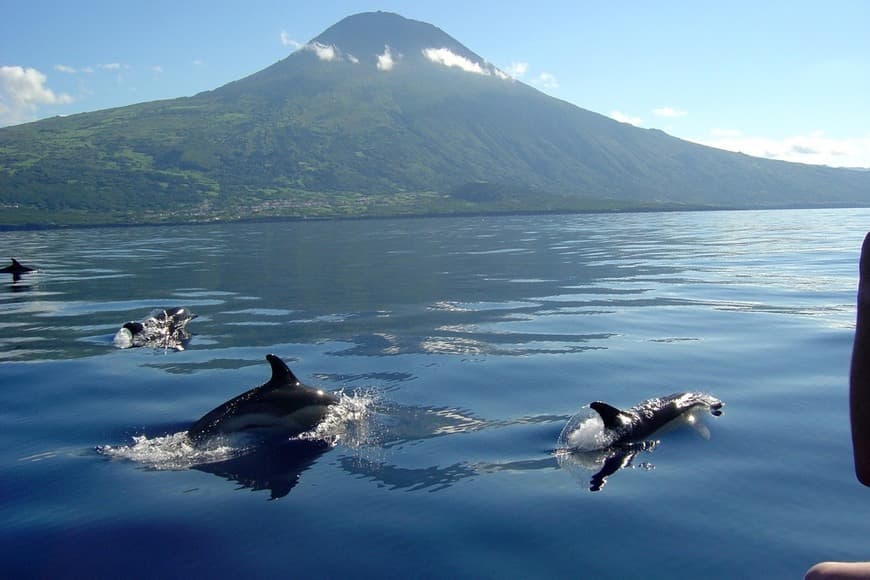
589, 402, 632, 430
1, 258, 35, 281
265, 353, 300, 387
187, 354, 338, 444
1, 258, 32, 272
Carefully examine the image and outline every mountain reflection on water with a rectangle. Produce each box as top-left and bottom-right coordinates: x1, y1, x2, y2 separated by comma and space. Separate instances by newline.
3, 210, 868, 579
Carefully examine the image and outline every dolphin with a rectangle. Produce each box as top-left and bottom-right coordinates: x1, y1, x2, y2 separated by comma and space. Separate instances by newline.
1, 258, 35, 282
187, 354, 339, 444
114, 307, 197, 350
587, 392, 723, 447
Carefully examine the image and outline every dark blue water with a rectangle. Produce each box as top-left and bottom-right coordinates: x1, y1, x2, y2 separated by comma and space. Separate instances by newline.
1, 209, 868, 578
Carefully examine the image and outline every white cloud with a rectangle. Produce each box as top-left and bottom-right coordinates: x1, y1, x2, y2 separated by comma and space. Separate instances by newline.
193, 59, 205, 66
150, 65, 163, 74
423, 47, 487, 75
533, 72, 558, 89
305, 42, 338, 62
693, 129, 870, 168
298, 41, 360, 64
506, 62, 528, 79
0, 66, 73, 126
653, 106, 687, 118
377, 45, 395, 71
493, 68, 510, 80
280, 30, 302, 49
610, 110, 642, 126
57, 63, 129, 76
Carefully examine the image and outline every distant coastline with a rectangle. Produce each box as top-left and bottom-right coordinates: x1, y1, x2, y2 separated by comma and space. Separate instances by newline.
3, 202, 867, 232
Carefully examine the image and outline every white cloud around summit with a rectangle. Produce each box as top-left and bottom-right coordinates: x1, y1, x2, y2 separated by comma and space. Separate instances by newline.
422, 48, 487, 75
306, 42, 338, 62
377, 46, 395, 71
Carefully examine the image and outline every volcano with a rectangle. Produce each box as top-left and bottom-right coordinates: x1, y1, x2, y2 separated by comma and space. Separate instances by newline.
1, 11, 867, 226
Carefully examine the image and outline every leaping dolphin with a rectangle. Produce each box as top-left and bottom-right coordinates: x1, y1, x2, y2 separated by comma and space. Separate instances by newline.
1, 258, 35, 282
187, 354, 339, 444
588, 392, 723, 447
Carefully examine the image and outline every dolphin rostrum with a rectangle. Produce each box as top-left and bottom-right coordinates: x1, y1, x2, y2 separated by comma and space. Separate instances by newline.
588, 392, 723, 447
187, 354, 339, 444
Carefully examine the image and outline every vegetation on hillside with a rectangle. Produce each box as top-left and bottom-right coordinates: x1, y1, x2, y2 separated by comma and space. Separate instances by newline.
1, 12, 868, 227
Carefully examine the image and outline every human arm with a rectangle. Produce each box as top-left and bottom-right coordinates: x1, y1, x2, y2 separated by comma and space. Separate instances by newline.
850, 232, 870, 486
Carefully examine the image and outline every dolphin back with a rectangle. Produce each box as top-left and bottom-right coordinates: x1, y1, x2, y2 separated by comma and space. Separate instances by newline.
187, 385, 262, 442
187, 354, 336, 443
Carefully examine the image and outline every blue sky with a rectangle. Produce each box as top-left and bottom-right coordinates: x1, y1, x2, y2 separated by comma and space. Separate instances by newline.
2, 0, 868, 167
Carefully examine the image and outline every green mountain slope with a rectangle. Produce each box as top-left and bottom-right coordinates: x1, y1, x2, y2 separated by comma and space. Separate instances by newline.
1, 11, 868, 227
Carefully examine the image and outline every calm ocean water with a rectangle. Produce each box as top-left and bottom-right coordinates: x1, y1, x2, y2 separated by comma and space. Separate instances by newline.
1, 208, 869, 578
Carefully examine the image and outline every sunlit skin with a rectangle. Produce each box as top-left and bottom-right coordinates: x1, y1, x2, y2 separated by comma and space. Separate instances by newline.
805, 233, 870, 580
851, 232, 870, 486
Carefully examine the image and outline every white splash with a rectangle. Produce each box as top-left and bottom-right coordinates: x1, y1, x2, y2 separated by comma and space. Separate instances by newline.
297, 389, 380, 449
112, 327, 134, 348
97, 432, 240, 470
556, 408, 616, 451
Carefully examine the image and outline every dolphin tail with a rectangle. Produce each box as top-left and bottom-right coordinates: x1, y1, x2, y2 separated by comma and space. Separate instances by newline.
590, 402, 631, 430
265, 354, 301, 387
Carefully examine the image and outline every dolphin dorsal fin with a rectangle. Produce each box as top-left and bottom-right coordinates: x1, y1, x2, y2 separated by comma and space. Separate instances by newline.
590, 402, 630, 430
265, 354, 301, 388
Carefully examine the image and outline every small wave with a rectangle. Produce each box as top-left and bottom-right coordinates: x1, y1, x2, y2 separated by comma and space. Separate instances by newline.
556, 408, 616, 452
298, 389, 381, 449
97, 432, 241, 470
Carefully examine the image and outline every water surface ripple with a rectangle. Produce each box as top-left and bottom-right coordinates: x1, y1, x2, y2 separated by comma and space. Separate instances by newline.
1, 208, 867, 579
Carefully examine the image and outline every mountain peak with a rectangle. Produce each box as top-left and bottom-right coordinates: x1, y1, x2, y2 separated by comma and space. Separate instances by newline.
306, 11, 493, 73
